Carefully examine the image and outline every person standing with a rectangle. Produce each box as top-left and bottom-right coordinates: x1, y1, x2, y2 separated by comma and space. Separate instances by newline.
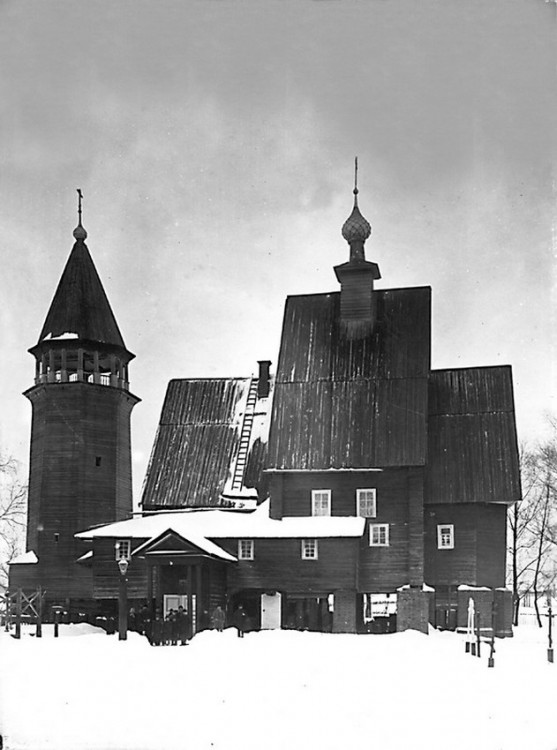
233, 604, 248, 638
211, 604, 226, 632
176, 605, 190, 645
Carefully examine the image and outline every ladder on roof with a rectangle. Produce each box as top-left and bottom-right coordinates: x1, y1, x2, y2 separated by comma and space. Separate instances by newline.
230, 379, 258, 492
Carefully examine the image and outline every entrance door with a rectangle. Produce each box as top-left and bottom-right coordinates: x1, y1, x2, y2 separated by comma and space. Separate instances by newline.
164, 594, 187, 618
261, 592, 282, 629
164, 594, 197, 631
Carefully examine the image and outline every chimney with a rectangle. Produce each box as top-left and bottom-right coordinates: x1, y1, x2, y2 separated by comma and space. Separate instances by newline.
257, 360, 271, 398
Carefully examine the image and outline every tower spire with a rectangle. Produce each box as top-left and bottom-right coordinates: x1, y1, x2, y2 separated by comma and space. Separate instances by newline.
341, 157, 371, 262
73, 188, 87, 241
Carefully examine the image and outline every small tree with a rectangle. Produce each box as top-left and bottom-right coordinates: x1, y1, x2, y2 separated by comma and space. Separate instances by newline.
0, 454, 27, 592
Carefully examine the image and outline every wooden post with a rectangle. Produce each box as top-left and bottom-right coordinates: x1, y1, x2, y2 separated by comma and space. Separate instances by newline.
466, 598, 475, 655
36, 586, 42, 638
196, 565, 203, 629
476, 612, 481, 658
54, 608, 60, 638
147, 560, 153, 615
77, 348, 84, 381
15, 588, 22, 639
187, 565, 194, 634
48, 349, 55, 382
488, 599, 496, 668
61, 348, 68, 382
4, 591, 10, 632
548, 604, 554, 664
118, 569, 128, 641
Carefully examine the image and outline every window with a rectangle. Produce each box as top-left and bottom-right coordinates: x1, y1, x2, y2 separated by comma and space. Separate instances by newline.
301, 539, 318, 559
369, 524, 389, 547
238, 539, 254, 560
357, 489, 377, 518
437, 524, 454, 549
312, 490, 331, 516
115, 539, 131, 561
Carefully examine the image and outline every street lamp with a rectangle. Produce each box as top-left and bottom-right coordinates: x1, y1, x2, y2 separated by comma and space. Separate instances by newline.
118, 557, 129, 641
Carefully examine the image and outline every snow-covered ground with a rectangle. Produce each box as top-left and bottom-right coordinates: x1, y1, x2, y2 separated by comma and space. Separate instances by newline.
1, 622, 556, 750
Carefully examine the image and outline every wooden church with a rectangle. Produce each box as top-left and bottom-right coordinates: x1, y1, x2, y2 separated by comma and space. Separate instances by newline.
10, 181, 521, 636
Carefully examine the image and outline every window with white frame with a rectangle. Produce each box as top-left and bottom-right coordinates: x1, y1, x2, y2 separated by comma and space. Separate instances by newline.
437, 524, 454, 549
369, 524, 389, 547
357, 488, 377, 518
238, 539, 254, 560
301, 538, 318, 559
115, 539, 131, 561
312, 490, 331, 517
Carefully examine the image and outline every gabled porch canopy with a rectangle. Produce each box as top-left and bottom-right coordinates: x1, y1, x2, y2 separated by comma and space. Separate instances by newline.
132, 528, 237, 563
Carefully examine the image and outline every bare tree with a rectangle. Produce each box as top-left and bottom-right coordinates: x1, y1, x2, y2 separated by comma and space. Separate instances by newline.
0, 454, 27, 591
510, 440, 557, 626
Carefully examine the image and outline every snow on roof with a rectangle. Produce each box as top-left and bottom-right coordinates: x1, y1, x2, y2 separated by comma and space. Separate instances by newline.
76, 501, 366, 541
76, 550, 93, 562
42, 332, 79, 340
132, 530, 237, 562
397, 583, 435, 593
10, 551, 38, 565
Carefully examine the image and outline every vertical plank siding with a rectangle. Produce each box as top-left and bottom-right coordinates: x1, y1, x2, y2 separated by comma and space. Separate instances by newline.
268, 288, 431, 470
222, 537, 359, 594
426, 367, 521, 505
273, 468, 424, 592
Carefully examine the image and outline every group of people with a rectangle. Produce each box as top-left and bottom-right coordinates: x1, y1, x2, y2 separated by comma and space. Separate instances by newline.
152, 606, 192, 646
128, 602, 251, 644
207, 603, 250, 636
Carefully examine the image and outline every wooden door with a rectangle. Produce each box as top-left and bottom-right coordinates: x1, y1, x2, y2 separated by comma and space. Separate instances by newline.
261, 593, 282, 629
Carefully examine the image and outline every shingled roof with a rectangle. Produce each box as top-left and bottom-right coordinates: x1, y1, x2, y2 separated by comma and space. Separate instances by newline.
425, 366, 521, 505
267, 287, 431, 469
141, 377, 272, 509
38, 238, 126, 348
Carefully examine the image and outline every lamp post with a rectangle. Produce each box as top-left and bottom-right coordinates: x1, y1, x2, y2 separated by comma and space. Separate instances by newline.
118, 557, 129, 641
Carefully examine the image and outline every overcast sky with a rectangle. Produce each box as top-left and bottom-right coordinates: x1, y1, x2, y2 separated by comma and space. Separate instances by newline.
1, 0, 555, 500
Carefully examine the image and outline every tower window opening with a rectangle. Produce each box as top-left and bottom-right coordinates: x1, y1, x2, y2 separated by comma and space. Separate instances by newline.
95, 456, 102, 467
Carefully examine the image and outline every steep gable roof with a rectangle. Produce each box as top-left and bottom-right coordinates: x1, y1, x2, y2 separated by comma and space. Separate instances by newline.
141, 377, 272, 509
425, 366, 521, 505
268, 287, 431, 469
38, 239, 126, 348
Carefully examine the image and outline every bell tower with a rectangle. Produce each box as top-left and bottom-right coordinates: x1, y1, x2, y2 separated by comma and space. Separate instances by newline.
334, 158, 381, 337
15, 192, 140, 613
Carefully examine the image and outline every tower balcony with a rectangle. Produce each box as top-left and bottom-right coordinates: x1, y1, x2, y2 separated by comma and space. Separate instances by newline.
30, 340, 134, 392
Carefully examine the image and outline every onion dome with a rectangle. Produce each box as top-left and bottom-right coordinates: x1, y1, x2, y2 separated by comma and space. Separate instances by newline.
73, 222, 88, 241
341, 188, 372, 246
